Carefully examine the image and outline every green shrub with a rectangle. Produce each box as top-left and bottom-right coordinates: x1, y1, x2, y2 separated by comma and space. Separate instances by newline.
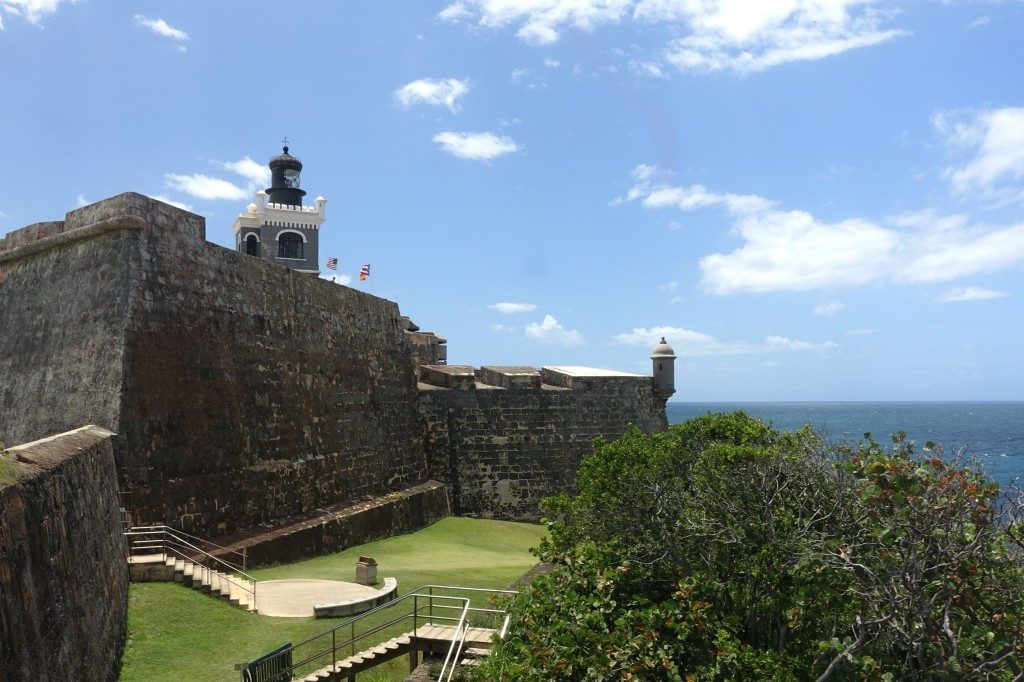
476, 413, 1024, 680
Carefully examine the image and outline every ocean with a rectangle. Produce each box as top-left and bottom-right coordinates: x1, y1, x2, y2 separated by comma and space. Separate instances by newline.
667, 402, 1024, 489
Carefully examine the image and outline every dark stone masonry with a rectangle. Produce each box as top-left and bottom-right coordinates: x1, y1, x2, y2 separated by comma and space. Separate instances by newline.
0, 426, 127, 682
419, 365, 667, 519
0, 192, 669, 535
0, 191, 671, 677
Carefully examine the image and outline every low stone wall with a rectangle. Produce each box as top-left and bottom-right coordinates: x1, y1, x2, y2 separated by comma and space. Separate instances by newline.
0, 426, 127, 682
214, 481, 451, 568
419, 366, 667, 519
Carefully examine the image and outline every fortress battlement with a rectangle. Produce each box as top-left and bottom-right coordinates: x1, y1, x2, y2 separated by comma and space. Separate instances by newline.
1, 186, 672, 532
417, 364, 653, 393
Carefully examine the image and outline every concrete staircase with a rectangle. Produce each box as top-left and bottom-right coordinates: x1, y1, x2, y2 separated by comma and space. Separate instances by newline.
299, 633, 413, 681
164, 555, 257, 612
297, 625, 498, 682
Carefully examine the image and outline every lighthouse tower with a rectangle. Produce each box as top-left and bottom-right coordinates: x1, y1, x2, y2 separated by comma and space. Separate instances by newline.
232, 145, 326, 274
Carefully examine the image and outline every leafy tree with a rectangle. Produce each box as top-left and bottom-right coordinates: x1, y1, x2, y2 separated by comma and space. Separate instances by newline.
475, 413, 1024, 680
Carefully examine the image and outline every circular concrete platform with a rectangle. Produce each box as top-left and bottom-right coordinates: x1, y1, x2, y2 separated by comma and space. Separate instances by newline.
255, 579, 381, 618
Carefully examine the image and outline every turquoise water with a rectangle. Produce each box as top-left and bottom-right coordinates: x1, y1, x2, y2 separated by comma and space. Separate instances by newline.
667, 402, 1024, 489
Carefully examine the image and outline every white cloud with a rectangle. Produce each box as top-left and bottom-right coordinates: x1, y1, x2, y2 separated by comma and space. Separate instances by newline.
621, 164, 1024, 294
0, 0, 76, 27
525, 315, 585, 347
510, 68, 548, 89
164, 173, 247, 201
659, 281, 678, 292
394, 78, 470, 112
491, 323, 518, 333
320, 273, 354, 285
433, 132, 519, 161
440, 0, 631, 45
655, 0, 907, 75
967, 16, 989, 30
544, 57, 561, 68
763, 335, 838, 352
165, 156, 270, 202
611, 325, 836, 356
75, 193, 88, 208
148, 194, 194, 212
615, 164, 772, 213
490, 302, 537, 314
439, 0, 905, 73
936, 287, 1009, 303
133, 14, 188, 41
813, 301, 844, 316
846, 328, 878, 335
219, 156, 270, 187
935, 107, 1024, 205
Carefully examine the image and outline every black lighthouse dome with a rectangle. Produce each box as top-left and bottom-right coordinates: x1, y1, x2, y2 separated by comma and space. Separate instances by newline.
267, 146, 307, 207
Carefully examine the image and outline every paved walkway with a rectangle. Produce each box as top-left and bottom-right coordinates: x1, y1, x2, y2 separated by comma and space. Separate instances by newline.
255, 579, 381, 617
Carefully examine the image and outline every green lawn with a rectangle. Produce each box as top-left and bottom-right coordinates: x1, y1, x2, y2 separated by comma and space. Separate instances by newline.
119, 517, 545, 682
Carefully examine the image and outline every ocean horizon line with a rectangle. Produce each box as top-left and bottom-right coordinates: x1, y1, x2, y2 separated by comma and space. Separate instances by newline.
669, 399, 1024, 405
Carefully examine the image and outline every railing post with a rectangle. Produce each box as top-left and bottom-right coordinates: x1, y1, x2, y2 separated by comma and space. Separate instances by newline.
429, 586, 434, 624
413, 595, 418, 635
351, 621, 355, 657
332, 629, 336, 672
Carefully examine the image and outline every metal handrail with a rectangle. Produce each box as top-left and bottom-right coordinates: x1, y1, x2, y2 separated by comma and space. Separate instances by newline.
438, 602, 471, 681
274, 592, 472, 678
247, 585, 519, 681
126, 525, 249, 572
499, 612, 513, 639
130, 524, 250, 570
125, 526, 257, 602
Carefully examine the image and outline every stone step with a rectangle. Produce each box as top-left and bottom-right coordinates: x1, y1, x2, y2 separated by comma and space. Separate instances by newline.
300, 634, 414, 681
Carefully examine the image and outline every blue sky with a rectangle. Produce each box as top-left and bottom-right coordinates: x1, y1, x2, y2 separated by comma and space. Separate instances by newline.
1, 1, 1022, 401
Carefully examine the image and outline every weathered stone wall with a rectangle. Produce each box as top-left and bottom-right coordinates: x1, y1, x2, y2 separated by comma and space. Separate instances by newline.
418, 366, 667, 519
0, 191, 668, 538
214, 481, 451, 568
115, 194, 426, 535
0, 213, 136, 447
0, 194, 427, 537
0, 426, 127, 682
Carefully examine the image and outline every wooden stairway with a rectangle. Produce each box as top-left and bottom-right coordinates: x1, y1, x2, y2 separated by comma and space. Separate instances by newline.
164, 555, 256, 612
298, 625, 498, 681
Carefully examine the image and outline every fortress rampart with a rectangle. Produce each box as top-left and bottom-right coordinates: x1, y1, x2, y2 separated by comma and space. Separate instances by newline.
0, 426, 127, 682
418, 365, 667, 519
0, 192, 669, 541
1, 194, 425, 537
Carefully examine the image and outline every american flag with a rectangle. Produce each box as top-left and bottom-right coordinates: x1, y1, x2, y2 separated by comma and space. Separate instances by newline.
325, 256, 338, 270
359, 264, 371, 281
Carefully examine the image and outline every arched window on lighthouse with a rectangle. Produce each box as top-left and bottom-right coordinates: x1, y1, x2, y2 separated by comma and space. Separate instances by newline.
278, 232, 304, 259
244, 234, 260, 257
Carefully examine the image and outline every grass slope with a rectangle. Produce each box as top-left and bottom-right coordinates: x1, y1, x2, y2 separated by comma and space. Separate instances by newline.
120, 517, 544, 682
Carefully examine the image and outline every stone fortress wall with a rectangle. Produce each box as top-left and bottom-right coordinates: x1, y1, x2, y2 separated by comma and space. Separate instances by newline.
418, 365, 667, 519
0, 191, 670, 678
0, 427, 127, 682
0, 192, 669, 540
1, 194, 425, 538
